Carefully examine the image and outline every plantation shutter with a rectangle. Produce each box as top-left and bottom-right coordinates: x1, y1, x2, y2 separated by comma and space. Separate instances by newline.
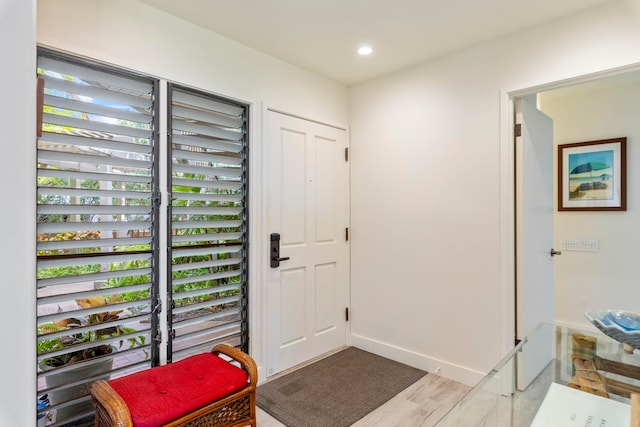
36, 50, 159, 425
168, 84, 248, 361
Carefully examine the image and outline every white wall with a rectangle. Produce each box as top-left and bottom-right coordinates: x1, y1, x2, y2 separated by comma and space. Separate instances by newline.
349, 0, 640, 385
0, 1, 36, 425
540, 76, 640, 329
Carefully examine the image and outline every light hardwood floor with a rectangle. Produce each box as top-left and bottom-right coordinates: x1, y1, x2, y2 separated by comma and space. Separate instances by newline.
256, 372, 471, 427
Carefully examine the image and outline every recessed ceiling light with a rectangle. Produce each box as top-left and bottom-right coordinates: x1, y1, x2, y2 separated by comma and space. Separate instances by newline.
358, 46, 373, 56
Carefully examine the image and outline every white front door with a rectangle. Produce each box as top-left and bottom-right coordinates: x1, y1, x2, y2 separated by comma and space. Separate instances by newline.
265, 110, 349, 376
515, 96, 556, 390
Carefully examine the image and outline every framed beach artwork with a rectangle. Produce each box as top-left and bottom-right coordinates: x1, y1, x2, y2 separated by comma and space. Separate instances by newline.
558, 137, 627, 211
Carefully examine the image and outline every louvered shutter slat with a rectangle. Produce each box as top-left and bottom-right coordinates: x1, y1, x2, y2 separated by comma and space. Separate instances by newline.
172, 133, 243, 153
44, 94, 151, 124
40, 73, 152, 110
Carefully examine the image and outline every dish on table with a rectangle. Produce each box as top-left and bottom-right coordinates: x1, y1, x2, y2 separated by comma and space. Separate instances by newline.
584, 310, 640, 350
607, 310, 640, 331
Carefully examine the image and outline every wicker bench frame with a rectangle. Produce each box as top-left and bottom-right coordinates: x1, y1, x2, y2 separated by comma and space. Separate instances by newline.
91, 344, 257, 427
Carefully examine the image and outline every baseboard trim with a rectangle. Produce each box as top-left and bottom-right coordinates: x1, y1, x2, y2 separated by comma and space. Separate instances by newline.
350, 333, 486, 387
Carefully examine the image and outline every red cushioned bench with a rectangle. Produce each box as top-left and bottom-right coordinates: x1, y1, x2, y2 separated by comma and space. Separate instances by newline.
91, 344, 257, 427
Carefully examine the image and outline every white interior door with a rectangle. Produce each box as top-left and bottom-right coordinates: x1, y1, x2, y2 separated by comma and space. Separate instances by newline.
515, 95, 556, 390
265, 110, 349, 376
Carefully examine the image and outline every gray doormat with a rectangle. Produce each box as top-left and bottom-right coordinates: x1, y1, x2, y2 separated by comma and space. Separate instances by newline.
256, 347, 427, 427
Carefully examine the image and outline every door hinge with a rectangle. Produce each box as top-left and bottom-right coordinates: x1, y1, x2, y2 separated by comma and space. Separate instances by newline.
345, 147, 349, 162
514, 123, 522, 137
345, 307, 349, 322
345, 227, 349, 241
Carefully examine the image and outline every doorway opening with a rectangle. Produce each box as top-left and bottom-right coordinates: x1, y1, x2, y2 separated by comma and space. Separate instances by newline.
500, 64, 640, 359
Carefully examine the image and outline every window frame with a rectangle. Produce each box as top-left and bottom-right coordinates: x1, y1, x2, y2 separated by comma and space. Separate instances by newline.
167, 83, 250, 361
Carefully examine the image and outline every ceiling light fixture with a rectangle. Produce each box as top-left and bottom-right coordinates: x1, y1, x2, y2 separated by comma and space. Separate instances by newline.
358, 46, 373, 56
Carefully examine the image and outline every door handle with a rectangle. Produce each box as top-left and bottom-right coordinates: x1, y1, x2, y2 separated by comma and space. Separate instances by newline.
270, 233, 290, 268
550, 248, 562, 257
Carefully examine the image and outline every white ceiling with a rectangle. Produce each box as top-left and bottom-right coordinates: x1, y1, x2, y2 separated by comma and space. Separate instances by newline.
138, 0, 613, 86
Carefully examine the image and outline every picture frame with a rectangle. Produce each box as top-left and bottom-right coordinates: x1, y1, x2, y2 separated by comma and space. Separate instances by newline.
558, 137, 626, 211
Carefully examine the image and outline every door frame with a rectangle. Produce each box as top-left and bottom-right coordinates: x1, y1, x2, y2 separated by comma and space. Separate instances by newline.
252, 105, 351, 382
498, 63, 640, 358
